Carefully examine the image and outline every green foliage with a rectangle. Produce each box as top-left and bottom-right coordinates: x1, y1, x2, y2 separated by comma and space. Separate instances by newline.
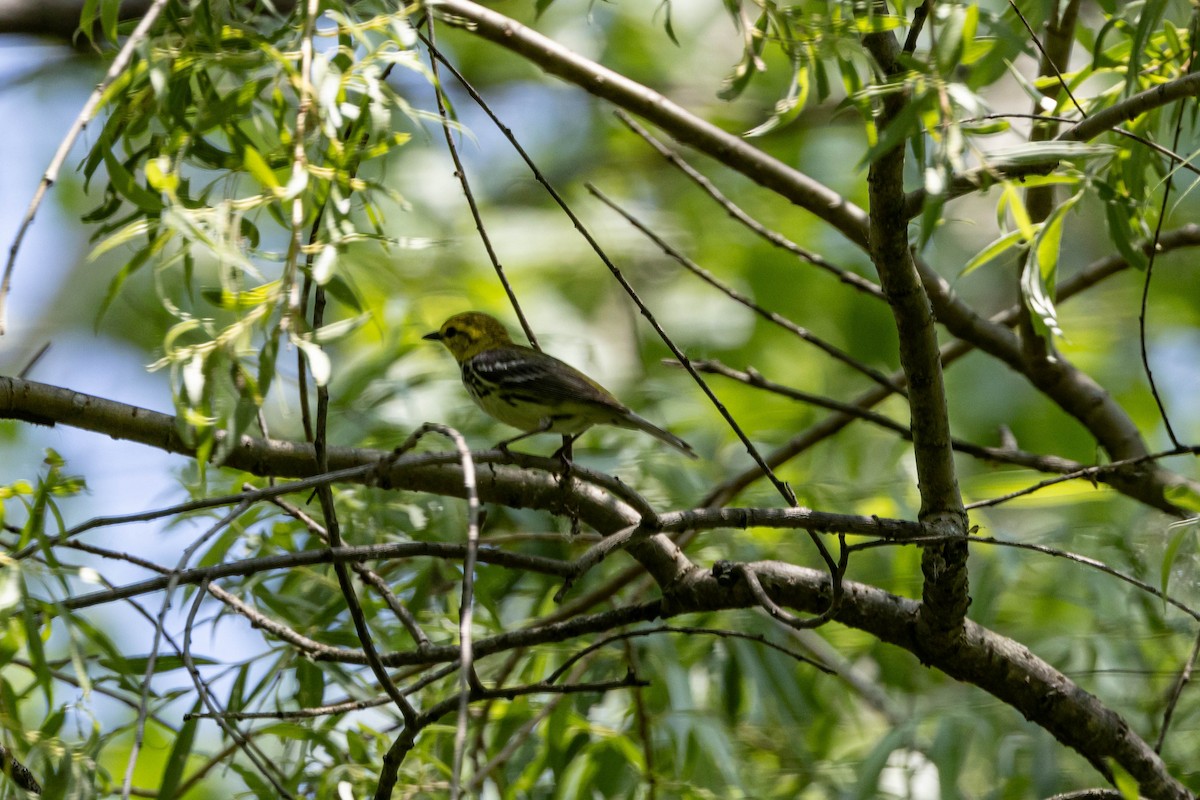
5, 0, 1200, 797
83, 0, 421, 452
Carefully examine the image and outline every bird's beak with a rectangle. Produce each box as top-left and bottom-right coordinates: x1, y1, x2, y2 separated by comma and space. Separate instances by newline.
422, 331, 442, 342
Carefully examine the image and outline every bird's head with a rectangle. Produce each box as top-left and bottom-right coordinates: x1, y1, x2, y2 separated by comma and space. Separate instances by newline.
423, 312, 515, 362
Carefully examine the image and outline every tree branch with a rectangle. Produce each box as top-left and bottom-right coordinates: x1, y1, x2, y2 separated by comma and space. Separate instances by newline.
860, 21, 970, 649
5, 374, 1190, 796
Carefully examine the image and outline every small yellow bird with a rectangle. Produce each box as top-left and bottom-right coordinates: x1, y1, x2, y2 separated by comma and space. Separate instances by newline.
424, 312, 696, 458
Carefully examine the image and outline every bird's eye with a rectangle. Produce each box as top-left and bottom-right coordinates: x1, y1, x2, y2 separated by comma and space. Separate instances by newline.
444, 326, 459, 338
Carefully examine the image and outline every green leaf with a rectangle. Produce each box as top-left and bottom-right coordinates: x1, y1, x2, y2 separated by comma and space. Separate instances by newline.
744, 65, 810, 138
860, 90, 931, 165
998, 182, 1036, 242
983, 141, 1117, 170
102, 149, 164, 212
1165, 483, 1200, 513
159, 701, 201, 800
853, 724, 915, 799
321, 273, 365, 313
78, 0, 99, 44
257, 333, 280, 402
1020, 193, 1081, 340
96, 228, 170, 326
312, 244, 338, 284
717, 10, 768, 101
293, 336, 331, 386
1126, 0, 1168, 95
312, 314, 367, 343
935, 5, 970, 73
1159, 519, 1197, 611
89, 219, 153, 261
1109, 757, 1140, 800
144, 156, 177, 194
19, 591, 51, 706
243, 145, 280, 189
960, 119, 1011, 135
1103, 195, 1149, 271
916, 180, 945, 252
961, 228, 1029, 277
295, 658, 324, 708
102, 654, 219, 673
655, 0, 680, 46
100, 0, 120, 44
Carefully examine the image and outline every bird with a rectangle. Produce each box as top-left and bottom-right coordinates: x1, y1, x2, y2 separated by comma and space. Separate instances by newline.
423, 311, 696, 458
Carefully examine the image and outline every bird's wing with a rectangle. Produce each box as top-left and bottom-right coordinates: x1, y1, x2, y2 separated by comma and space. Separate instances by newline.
470, 346, 626, 411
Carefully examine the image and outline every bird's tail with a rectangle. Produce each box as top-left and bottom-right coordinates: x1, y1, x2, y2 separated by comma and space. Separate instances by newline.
620, 412, 698, 459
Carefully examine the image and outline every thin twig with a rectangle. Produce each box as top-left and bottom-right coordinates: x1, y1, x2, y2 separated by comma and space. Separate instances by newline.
374, 671, 647, 799
466, 676, 569, 792
965, 445, 1198, 510
191, 662, 462, 722
398, 423, 483, 800
614, 110, 885, 302
846, 534, 1200, 622
120, 498, 254, 800
587, 184, 905, 395
16, 342, 50, 379
424, 9, 841, 589
687, 357, 1088, 475
1156, 626, 1200, 752
694, 224, 1200, 509
261, 488, 433, 648
60, 540, 573, 617
546, 624, 832, 685
553, 523, 643, 601
624, 638, 657, 800
957, 113, 1200, 178
1007, 0, 1086, 117
180, 581, 295, 798
732, 540, 848, 631
15, 463, 387, 560
423, 20, 539, 349
424, 3, 869, 245
587, 249, 849, 612
314, 314, 417, 727
1136, 13, 1197, 449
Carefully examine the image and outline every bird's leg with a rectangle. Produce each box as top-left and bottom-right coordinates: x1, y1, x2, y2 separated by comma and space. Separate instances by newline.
553, 435, 581, 537
550, 434, 578, 471
494, 420, 553, 458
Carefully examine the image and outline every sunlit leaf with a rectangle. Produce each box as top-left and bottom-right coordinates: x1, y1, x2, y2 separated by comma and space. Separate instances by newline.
1020, 192, 1081, 340
293, 336, 331, 385
1160, 518, 1198, 612
244, 145, 281, 189
961, 227, 1029, 277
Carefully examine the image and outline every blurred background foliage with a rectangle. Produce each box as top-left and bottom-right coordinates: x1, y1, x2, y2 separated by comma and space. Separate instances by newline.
1, 0, 1199, 797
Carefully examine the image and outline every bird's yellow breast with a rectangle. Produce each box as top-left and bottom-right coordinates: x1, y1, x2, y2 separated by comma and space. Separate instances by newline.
461, 358, 596, 434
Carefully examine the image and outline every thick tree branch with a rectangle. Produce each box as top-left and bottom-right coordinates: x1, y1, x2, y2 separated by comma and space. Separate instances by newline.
3, 375, 1189, 797
1062, 71, 1200, 143
861, 24, 970, 649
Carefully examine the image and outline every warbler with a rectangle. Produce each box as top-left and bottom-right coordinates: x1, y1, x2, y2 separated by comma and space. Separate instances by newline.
424, 312, 696, 458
